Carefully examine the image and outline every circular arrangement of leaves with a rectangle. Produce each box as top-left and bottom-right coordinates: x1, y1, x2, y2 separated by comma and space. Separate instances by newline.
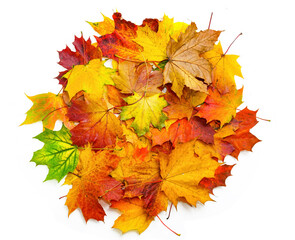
22, 12, 261, 235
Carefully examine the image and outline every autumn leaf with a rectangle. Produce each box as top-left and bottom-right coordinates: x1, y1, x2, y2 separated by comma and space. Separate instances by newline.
151, 116, 215, 147
106, 85, 127, 109
21, 92, 73, 130
121, 124, 150, 149
113, 140, 220, 211
194, 124, 237, 161
57, 35, 102, 87
163, 86, 207, 120
161, 14, 188, 41
160, 141, 220, 206
87, 13, 115, 36
202, 41, 243, 94
58, 35, 102, 70
96, 13, 142, 61
120, 92, 168, 136
67, 92, 123, 148
111, 142, 168, 217
111, 198, 154, 234
31, 125, 79, 182
130, 14, 189, 62
164, 23, 221, 97
64, 59, 115, 99
64, 146, 123, 222
199, 164, 235, 193
196, 87, 243, 127
112, 61, 163, 95
133, 22, 170, 62
224, 107, 260, 158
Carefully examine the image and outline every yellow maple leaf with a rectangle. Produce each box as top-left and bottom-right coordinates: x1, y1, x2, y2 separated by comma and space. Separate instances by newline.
64, 59, 115, 99
120, 92, 167, 136
133, 24, 170, 62
161, 14, 188, 41
21, 92, 73, 130
160, 141, 220, 206
202, 41, 243, 94
112, 198, 154, 234
87, 13, 115, 36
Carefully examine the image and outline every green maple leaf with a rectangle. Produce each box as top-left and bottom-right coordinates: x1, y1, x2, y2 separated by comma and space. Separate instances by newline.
31, 125, 79, 182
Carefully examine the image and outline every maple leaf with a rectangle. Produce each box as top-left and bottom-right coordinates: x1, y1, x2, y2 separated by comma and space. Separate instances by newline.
161, 14, 188, 41
58, 35, 102, 70
111, 142, 168, 217
163, 86, 207, 120
202, 41, 243, 94
132, 23, 170, 62
113, 140, 220, 212
67, 92, 123, 148
120, 92, 168, 136
57, 35, 102, 87
106, 85, 127, 109
151, 116, 215, 147
199, 164, 235, 193
87, 13, 115, 36
164, 23, 221, 97
21, 92, 73, 130
194, 124, 237, 161
160, 141, 220, 206
113, 14, 187, 63
111, 198, 154, 234
224, 107, 260, 158
95, 13, 142, 61
64, 146, 123, 222
63, 59, 115, 99
196, 87, 243, 127
112, 61, 163, 95
31, 125, 79, 182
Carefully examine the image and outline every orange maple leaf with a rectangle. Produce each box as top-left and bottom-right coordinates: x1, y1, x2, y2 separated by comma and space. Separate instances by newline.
64, 147, 123, 222
196, 86, 243, 127
67, 92, 123, 148
224, 107, 261, 158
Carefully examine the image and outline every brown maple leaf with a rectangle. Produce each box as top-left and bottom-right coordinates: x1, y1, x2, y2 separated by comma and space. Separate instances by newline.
113, 61, 163, 95
163, 23, 221, 97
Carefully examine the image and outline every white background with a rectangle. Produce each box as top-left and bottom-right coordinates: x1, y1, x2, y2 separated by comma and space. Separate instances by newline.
1, 0, 294, 239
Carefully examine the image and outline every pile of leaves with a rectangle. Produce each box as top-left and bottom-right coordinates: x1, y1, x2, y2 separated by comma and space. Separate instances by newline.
22, 12, 261, 235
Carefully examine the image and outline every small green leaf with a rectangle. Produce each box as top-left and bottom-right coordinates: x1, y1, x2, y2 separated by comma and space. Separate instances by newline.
31, 125, 79, 182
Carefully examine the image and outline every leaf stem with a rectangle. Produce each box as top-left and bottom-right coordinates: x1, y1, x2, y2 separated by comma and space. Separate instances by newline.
208, 12, 213, 29
59, 195, 67, 200
156, 215, 181, 236
166, 203, 173, 220
257, 116, 271, 122
223, 33, 243, 56
153, 61, 163, 72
